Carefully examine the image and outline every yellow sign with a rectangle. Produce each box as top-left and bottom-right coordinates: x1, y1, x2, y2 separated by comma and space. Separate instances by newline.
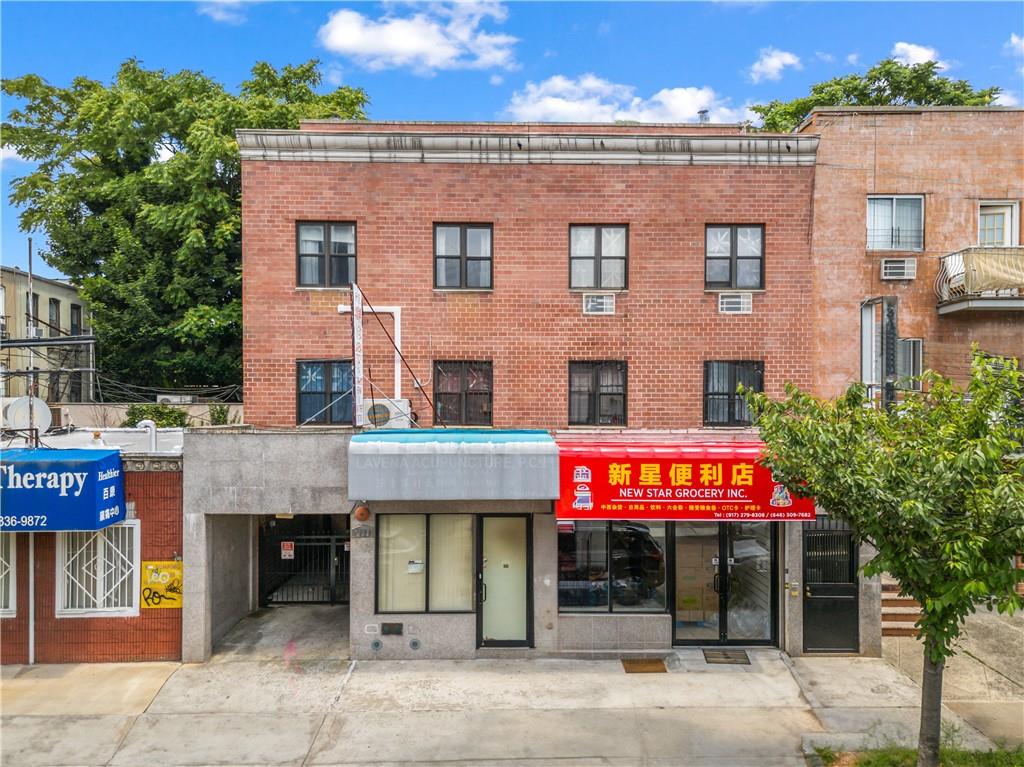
141, 560, 183, 609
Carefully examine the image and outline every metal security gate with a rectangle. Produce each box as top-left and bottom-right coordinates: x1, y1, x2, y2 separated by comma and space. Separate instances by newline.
802, 517, 858, 652
259, 516, 350, 605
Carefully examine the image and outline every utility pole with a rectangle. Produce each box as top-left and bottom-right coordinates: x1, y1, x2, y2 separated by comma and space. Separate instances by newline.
27, 238, 38, 447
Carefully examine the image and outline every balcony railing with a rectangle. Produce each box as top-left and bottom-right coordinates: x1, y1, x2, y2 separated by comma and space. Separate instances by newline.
934, 247, 1024, 313
867, 228, 924, 251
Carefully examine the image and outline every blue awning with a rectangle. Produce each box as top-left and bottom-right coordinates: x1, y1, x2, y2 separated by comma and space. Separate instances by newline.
0, 449, 126, 531
349, 429, 559, 501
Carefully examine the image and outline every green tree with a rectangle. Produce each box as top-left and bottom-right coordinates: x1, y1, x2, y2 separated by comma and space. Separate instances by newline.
2, 60, 367, 389
746, 354, 1024, 767
752, 59, 1001, 132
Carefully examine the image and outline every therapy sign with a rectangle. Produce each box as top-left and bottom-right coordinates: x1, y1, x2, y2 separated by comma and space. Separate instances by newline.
556, 442, 815, 521
0, 449, 126, 531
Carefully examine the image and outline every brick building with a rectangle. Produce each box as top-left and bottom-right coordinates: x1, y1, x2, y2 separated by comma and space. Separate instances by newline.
1, 436, 183, 664
800, 106, 1023, 399
174, 120, 872, 664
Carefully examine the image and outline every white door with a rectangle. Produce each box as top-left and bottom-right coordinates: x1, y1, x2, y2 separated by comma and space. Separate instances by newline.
480, 516, 529, 645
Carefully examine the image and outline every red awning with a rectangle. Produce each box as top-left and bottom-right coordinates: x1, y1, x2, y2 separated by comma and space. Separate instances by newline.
555, 441, 815, 521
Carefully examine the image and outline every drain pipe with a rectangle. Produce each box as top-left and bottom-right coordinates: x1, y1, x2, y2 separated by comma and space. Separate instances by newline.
136, 419, 157, 452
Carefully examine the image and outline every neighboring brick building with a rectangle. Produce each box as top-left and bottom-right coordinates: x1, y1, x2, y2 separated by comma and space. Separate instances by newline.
1, 445, 183, 665
799, 106, 1023, 399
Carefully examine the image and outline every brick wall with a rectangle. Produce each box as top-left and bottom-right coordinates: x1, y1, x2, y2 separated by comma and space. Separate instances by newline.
801, 109, 1024, 396
0, 469, 182, 664
242, 153, 815, 429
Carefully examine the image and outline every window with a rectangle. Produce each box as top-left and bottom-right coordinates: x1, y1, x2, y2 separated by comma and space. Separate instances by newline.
297, 223, 356, 287
705, 225, 764, 290
569, 225, 628, 290
433, 361, 492, 426
704, 361, 764, 426
377, 514, 474, 613
979, 203, 1019, 247
48, 298, 61, 337
25, 292, 39, 325
896, 338, 923, 391
867, 196, 923, 251
70, 304, 82, 336
0, 533, 15, 617
558, 520, 667, 612
434, 224, 492, 289
569, 361, 627, 426
58, 521, 139, 615
297, 360, 353, 425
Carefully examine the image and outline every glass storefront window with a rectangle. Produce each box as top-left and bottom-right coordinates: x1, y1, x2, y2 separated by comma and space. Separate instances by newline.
377, 514, 475, 613
557, 520, 667, 613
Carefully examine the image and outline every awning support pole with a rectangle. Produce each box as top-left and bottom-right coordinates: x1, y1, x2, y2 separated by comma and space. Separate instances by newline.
28, 533, 35, 665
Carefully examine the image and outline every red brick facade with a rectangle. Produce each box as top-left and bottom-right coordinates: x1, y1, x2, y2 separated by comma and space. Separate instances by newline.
0, 469, 182, 664
800, 108, 1023, 396
241, 126, 816, 429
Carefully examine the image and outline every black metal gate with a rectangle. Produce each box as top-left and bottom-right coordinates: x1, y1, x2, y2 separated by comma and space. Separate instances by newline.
802, 517, 859, 652
259, 517, 349, 605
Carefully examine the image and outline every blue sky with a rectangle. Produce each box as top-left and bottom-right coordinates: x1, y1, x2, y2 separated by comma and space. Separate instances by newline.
3, 1, 1023, 278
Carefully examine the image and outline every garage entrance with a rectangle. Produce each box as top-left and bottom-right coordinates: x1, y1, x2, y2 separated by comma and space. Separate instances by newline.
258, 515, 350, 605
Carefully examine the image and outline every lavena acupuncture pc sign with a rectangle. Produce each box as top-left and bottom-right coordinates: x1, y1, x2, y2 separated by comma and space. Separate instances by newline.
0, 449, 125, 531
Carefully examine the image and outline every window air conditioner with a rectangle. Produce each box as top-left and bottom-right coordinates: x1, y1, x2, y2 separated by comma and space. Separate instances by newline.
156, 394, 196, 405
718, 293, 753, 314
582, 293, 615, 315
880, 258, 917, 280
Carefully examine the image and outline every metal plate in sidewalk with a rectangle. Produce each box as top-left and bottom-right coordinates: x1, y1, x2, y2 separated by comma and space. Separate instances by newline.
702, 649, 750, 665
621, 658, 667, 673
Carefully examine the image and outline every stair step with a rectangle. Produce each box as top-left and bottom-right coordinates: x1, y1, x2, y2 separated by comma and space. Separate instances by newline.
883, 627, 920, 637
882, 598, 920, 608
882, 613, 920, 623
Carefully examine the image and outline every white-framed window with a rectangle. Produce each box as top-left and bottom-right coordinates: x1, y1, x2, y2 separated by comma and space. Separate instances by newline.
867, 196, 924, 251
978, 202, 1020, 247
57, 521, 140, 617
0, 533, 16, 618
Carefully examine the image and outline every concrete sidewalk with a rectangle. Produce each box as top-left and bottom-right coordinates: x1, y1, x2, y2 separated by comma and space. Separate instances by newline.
0, 649, 998, 767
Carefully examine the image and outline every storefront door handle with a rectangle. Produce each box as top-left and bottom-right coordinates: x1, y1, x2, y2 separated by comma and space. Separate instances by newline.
481, 582, 488, 602
713, 573, 720, 593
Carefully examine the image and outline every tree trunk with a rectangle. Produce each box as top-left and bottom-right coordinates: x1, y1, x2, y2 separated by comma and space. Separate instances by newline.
917, 646, 945, 767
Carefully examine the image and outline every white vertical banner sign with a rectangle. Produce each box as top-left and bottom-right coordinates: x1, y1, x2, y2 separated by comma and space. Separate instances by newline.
351, 282, 365, 427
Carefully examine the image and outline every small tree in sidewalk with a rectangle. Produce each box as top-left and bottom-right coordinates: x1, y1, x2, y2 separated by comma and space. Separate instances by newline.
745, 353, 1024, 767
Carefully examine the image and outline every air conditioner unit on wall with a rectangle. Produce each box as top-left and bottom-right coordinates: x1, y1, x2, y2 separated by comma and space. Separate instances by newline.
582, 293, 615, 315
363, 399, 412, 429
718, 293, 753, 314
156, 394, 196, 405
880, 258, 917, 280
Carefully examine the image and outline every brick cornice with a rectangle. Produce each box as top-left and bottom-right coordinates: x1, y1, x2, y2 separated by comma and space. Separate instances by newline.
236, 130, 818, 166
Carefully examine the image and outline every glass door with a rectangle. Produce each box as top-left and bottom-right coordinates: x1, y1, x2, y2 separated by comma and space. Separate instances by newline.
478, 515, 531, 647
673, 522, 777, 645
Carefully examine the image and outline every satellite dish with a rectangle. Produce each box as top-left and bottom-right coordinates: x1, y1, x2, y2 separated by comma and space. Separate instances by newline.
3, 396, 52, 433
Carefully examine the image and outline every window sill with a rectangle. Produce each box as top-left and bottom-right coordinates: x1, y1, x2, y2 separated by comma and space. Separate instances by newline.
568, 288, 629, 294
703, 288, 765, 294
295, 286, 353, 292
296, 424, 356, 430
866, 249, 923, 255
700, 425, 757, 430
433, 288, 494, 294
56, 608, 140, 619
565, 424, 629, 430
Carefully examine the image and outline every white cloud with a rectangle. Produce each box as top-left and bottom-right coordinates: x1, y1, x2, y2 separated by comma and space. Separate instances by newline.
317, 2, 518, 75
1, 147, 27, 167
815, 51, 835, 64
749, 47, 802, 83
197, 0, 250, 25
489, 74, 504, 86
994, 91, 1020, 106
325, 62, 345, 87
1006, 33, 1024, 57
504, 74, 750, 124
891, 41, 948, 70
846, 52, 860, 66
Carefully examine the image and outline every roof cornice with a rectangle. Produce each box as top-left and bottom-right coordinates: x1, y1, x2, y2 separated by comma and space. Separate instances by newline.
236, 130, 818, 166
